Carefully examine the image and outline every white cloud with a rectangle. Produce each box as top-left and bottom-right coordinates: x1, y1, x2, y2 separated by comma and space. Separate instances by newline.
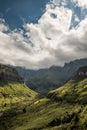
73, 0, 87, 8
0, 1, 87, 69
0, 18, 9, 32
52, 0, 87, 8
24, 6, 72, 49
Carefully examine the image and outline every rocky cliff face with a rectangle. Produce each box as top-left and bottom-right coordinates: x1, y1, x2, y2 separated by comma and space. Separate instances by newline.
77, 66, 87, 76
73, 66, 87, 81
0, 64, 23, 83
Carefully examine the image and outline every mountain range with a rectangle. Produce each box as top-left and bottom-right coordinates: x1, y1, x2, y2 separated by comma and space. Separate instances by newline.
1, 65, 87, 130
15, 58, 87, 95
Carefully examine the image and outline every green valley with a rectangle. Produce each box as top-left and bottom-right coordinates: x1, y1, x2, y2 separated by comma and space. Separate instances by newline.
0, 0, 87, 129
1, 66, 87, 130
15, 58, 87, 95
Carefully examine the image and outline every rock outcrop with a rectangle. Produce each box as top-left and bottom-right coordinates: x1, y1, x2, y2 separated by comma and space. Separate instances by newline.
0, 64, 23, 83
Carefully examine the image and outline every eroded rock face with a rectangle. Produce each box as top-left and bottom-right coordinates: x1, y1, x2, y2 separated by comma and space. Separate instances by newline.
0, 64, 23, 83
74, 66, 87, 81
77, 66, 87, 77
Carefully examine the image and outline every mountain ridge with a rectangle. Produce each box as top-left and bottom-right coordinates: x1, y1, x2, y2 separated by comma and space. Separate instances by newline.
48, 66, 87, 104
14, 58, 87, 95
1, 66, 87, 130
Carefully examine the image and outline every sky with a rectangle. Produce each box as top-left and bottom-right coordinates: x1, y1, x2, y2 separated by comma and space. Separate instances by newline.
0, 0, 87, 69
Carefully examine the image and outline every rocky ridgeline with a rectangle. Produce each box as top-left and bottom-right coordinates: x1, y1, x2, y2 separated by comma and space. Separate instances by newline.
77, 66, 87, 77
0, 64, 23, 83
74, 66, 87, 80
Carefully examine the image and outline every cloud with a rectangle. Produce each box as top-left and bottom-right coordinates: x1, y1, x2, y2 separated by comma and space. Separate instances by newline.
0, 19, 9, 32
52, 0, 87, 8
0, 1, 87, 69
24, 6, 72, 49
73, 0, 87, 8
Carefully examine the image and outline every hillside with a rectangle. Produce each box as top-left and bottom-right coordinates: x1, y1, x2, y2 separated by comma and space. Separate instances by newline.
1, 66, 87, 130
0, 64, 37, 112
15, 58, 87, 95
48, 66, 87, 104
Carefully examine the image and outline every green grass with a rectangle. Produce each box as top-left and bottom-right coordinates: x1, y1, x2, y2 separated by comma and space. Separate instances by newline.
1, 78, 87, 130
0, 99, 82, 130
0, 96, 82, 130
0, 81, 37, 112
48, 78, 87, 105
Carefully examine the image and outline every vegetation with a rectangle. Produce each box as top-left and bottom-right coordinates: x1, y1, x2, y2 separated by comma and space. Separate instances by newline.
0, 81, 37, 111
0, 64, 37, 112
1, 75, 87, 130
0, 64, 87, 130
48, 78, 87, 104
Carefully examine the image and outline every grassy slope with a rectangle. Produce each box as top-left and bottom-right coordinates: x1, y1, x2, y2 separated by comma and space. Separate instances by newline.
1, 78, 87, 130
48, 78, 87, 104
0, 64, 38, 112
0, 81, 37, 112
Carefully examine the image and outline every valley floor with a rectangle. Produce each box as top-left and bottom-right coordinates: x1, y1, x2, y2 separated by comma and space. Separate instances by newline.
0, 97, 87, 130
1, 78, 87, 130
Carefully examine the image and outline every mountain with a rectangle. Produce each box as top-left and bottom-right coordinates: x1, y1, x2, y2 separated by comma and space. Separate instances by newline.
0, 64, 37, 112
48, 66, 87, 104
0, 64, 23, 83
15, 58, 87, 95
1, 66, 87, 130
